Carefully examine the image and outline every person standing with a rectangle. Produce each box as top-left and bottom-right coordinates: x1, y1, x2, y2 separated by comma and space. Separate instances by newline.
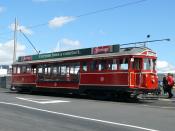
166, 73, 174, 98
162, 74, 168, 94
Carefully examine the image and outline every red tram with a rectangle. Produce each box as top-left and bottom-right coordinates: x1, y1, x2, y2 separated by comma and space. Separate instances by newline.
11, 44, 158, 98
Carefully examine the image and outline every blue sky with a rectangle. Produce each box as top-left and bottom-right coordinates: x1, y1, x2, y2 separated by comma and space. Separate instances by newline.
0, 0, 175, 73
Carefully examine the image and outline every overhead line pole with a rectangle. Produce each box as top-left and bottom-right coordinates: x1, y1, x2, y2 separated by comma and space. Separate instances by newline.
13, 18, 17, 63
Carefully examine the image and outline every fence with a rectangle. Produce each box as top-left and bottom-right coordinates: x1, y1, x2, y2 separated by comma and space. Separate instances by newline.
0, 76, 11, 89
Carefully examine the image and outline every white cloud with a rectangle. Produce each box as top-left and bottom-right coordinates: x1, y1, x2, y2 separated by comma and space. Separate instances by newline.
157, 60, 175, 73
48, 16, 75, 28
9, 23, 33, 35
54, 38, 81, 51
0, 40, 26, 64
0, 6, 5, 13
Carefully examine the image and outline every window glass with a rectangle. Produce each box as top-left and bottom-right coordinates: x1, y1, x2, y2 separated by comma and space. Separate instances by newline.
13, 66, 17, 74
38, 67, 42, 74
144, 58, 153, 70
107, 59, 117, 70
90, 61, 97, 71
61, 66, 66, 75
98, 60, 106, 71
75, 66, 80, 74
17, 67, 21, 74
52, 67, 57, 74
132, 58, 141, 70
32, 68, 36, 74
82, 62, 87, 72
21, 66, 26, 73
153, 59, 156, 71
119, 58, 128, 70
26, 66, 31, 73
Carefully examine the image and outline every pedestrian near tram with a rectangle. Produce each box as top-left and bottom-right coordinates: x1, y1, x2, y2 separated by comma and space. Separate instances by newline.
166, 73, 174, 98
162, 74, 168, 95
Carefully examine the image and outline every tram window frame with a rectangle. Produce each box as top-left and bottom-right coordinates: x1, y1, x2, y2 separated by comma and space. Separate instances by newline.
119, 58, 129, 70
26, 66, 31, 73
90, 61, 98, 72
132, 58, 141, 70
61, 65, 66, 75
143, 58, 153, 70
13, 66, 17, 74
153, 59, 156, 71
98, 60, 106, 71
17, 66, 21, 74
107, 59, 118, 71
82, 62, 87, 72
38, 67, 43, 74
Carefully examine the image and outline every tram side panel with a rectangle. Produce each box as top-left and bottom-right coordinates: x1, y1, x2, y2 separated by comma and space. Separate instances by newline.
80, 72, 129, 92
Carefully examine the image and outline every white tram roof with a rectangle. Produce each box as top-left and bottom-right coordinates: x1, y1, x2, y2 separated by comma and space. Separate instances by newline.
14, 45, 156, 65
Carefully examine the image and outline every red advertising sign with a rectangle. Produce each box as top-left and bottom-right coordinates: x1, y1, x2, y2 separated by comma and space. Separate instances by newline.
22, 56, 32, 61
92, 46, 112, 54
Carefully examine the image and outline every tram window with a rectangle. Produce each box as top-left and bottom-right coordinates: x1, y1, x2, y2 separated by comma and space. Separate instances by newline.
82, 62, 87, 72
98, 60, 106, 71
52, 67, 57, 74
119, 58, 128, 70
13, 66, 17, 74
61, 66, 66, 75
90, 61, 97, 71
48, 67, 51, 74
153, 59, 156, 71
44, 67, 51, 75
17, 67, 21, 74
144, 58, 153, 70
21, 66, 26, 73
66, 67, 70, 74
132, 58, 141, 70
38, 67, 43, 74
26, 66, 31, 73
107, 59, 117, 70
75, 66, 80, 74
32, 68, 36, 74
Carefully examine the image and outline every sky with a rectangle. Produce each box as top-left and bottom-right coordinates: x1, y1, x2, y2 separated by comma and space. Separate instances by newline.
0, 0, 175, 73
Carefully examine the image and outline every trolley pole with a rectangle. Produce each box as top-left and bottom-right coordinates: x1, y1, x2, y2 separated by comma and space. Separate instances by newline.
13, 18, 17, 63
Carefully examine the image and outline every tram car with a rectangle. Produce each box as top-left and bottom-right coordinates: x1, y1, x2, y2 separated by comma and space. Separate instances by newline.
11, 43, 158, 98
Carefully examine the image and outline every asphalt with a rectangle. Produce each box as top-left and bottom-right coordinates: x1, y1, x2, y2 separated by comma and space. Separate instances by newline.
0, 88, 175, 131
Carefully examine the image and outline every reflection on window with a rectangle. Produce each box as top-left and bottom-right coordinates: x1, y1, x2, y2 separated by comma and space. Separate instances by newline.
119, 58, 128, 70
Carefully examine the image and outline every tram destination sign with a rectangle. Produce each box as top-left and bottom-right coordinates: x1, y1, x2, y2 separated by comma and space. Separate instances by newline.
18, 44, 120, 62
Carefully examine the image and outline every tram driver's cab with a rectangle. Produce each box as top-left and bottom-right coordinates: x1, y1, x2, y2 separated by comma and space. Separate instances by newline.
130, 57, 158, 91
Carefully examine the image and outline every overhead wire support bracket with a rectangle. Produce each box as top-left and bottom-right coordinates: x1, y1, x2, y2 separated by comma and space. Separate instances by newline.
19, 30, 40, 55
120, 38, 170, 47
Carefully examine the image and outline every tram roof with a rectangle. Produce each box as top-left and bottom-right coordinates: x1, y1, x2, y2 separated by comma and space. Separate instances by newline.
14, 45, 156, 65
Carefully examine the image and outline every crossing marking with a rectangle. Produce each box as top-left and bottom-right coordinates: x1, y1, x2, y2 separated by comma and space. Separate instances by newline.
16, 97, 70, 104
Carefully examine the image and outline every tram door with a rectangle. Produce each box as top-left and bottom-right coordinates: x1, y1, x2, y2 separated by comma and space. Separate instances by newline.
131, 58, 142, 88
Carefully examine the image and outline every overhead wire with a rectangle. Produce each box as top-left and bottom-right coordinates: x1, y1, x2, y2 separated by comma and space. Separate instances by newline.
24, 0, 148, 29
0, 0, 148, 37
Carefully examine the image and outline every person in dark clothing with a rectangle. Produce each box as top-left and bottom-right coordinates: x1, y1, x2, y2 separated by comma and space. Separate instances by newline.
166, 73, 174, 98
162, 74, 168, 94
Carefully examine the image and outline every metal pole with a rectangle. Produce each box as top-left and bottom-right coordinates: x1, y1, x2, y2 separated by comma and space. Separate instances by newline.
13, 18, 17, 63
